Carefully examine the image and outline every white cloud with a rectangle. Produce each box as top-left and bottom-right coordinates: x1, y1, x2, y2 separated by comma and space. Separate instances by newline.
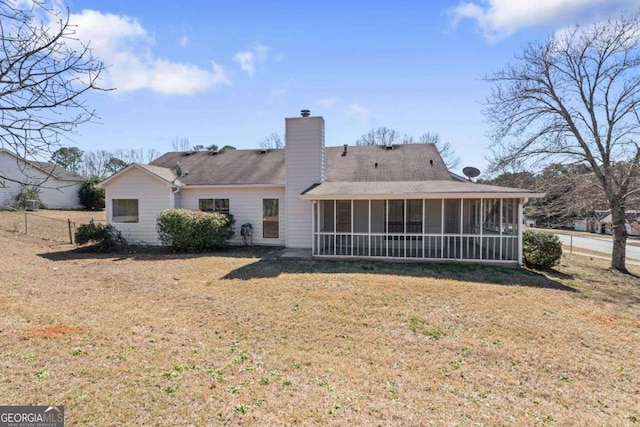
315, 96, 340, 108
234, 51, 256, 78
346, 104, 370, 124
234, 44, 270, 78
451, 0, 640, 41
70, 10, 229, 95
179, 35, 189, 47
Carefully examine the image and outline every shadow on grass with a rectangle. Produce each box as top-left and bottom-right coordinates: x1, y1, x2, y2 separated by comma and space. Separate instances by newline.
221, 257, 577, 291
37, 244, 575, 291
38, 244, 283, 262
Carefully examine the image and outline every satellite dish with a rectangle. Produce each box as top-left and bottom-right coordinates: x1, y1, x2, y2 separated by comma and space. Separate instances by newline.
462, 166, 481, 181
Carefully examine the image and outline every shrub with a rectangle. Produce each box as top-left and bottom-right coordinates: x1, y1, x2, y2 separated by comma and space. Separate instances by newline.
523, 230, 562, 269
75, 220, 127, 252
78, 177, 105, 210
15, 186, 43, 208
156, 209, 235, 252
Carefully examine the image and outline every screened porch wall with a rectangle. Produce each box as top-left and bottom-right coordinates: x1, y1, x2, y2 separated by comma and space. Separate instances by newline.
312, 198, 521, 262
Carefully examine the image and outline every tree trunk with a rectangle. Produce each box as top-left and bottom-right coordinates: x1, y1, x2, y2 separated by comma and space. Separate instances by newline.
610, 202, 628, 273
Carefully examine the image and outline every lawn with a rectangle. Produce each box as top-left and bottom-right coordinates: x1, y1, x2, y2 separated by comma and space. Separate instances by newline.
0, 211, 639, 425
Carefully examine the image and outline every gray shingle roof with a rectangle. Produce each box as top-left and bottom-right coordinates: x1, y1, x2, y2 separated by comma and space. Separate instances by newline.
300, 180, 542, 199
149, 149, 285, 185
148, 144, 450, 186
31, 161, 85, 181
142, 144, 541, 197
325, 144, 451, 181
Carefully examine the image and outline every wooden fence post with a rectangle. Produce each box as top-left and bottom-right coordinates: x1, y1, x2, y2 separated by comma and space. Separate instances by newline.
68, 219, 73, 244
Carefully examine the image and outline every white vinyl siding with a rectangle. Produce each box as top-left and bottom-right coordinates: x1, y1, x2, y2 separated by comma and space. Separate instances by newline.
104, 168, 173, 244
0, 150, 82, 209
285, 116, 324, 248
179, 187, 286, 246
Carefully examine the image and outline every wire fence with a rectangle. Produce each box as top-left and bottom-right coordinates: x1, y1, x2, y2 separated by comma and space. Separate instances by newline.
22, 212, 106, 244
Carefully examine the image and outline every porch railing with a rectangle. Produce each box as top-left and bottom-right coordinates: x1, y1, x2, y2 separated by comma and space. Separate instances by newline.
313, 232, 518, 261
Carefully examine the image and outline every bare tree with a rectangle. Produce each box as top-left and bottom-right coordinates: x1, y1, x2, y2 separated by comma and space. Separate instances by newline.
354, 127, 462, 169
484, 14, 640, 272
259, 133, 284, 149
82, 150, 111, 178
171, 137, 191, 151
0, 0, 107, 184
418, 132, 462, 170
355, 127, 401, 146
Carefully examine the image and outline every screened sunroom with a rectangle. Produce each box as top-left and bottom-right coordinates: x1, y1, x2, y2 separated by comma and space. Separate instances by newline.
308, 197, 522, 263
299, 176, 544, 265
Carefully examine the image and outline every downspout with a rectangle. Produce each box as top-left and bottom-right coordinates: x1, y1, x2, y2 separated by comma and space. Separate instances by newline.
171, 182, 182, 209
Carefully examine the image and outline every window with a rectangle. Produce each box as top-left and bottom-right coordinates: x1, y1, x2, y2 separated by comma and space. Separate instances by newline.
199, 198, 230, 214
336, 200, 351, 232
386, 200, 404, 233
263, 199, 279, 238
112, 199, 138, 223
444, 199, 461, 234
215, 199, 230, 214
407, 200, 423, 234
199, 199, 214, 212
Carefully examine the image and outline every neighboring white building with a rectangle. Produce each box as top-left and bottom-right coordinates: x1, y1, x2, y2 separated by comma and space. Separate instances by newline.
99, 111, 543, 265
0, 149, 84, 209
573, 210, 640, 236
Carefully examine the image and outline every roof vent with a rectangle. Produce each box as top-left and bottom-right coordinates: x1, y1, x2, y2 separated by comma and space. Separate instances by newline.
300, 109, 310, 117
183, 151, 196, 156
211, 150, 220, 155
385, 144, 394, 150
342, 144, 348, 157
258, 148, 268, 154
429, 159, 434, 166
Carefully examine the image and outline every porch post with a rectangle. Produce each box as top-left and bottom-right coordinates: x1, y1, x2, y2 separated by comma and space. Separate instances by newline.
460, 198, 464, 259
316, 200, 320, 255
499, 198, 503, 260
368, 199, 371, 257
480, 198, 483, 260
311, 201, 315, 256
440, 199, 444, 259
351, 199, 354, 256
422, 199, 425, 259
518, 198, 525, 266
404, 198, 407, 257
385, 199, 389, 257
333, 199, 337, 256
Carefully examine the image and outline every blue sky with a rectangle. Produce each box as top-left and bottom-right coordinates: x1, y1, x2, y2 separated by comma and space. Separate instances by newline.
63, 0, 640, 174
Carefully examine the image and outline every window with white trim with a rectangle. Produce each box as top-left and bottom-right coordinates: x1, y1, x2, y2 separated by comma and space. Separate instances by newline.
199, 198, 230, 214
112, 199, 139, 223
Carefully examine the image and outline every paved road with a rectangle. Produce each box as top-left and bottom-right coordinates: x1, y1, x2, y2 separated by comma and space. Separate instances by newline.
553, 233, 640, 261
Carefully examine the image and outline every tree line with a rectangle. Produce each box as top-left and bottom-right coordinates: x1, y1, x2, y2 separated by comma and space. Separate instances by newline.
51, 147, 163, 179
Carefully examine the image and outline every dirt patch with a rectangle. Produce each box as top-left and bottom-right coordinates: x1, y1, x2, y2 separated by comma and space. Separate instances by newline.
586, 312, 616, 325
29, 326, 82, 338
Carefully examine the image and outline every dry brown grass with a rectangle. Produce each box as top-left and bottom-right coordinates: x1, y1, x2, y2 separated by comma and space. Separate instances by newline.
0, 209, 105, 244
1, 211, 639, 425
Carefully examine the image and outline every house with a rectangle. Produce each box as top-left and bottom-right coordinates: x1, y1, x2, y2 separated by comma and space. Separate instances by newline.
574, 210, 640, 236
98, 111, 543, 265
0, 149, 84, 209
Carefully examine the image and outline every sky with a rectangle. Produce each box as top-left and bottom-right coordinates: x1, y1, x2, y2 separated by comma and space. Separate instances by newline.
59, 0, 640, 175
